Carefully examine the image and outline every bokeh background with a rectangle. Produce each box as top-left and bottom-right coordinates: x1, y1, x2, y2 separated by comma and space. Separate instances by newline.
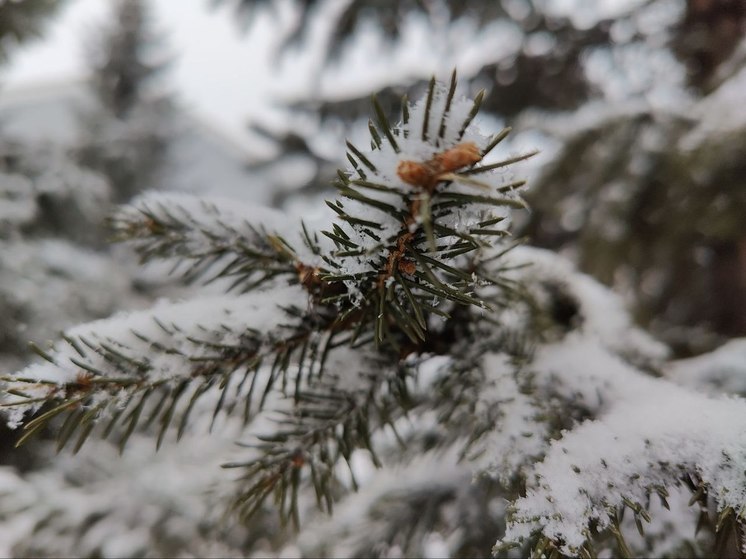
0, 0, 745, 554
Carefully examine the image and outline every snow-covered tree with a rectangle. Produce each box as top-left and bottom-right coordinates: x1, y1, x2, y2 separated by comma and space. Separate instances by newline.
0, 133, 145, 479
0, 0, 67, 63
75, 0, 174, 203
2, 77, 746, 558
0, 135, 137, 368
0, 0, 171, 473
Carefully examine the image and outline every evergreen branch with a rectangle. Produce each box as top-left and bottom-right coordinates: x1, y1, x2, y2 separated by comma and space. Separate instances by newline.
315, 76, 534, 354
1, 288, 328, 451
1, 75, 546, 548
225, 364, 412, 526
110, 193, 302, 289
498, 366, 746, 557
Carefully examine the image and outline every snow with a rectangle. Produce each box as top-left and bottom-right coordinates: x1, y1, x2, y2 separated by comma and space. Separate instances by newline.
498, 246, 669, 365
297, 445, 469, 558
0, 420, 249, 557
470, 352, 550, 483
501, 347, 746, 554
3, 285, 307, 426
681, 64, 746, 150
666, 338, 746, 396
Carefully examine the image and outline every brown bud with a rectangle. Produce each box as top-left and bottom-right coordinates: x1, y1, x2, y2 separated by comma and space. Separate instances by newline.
296, 263, 320, 288
432, 141, 482, 173
398, 259, 417, 276
397, 160, 433, 187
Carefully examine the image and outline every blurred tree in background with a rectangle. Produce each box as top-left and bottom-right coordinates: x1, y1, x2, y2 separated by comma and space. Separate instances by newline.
0, 0, 67, 63
0, 0, 172, 466
75, 0, 175, 203
1, 0, 173, 365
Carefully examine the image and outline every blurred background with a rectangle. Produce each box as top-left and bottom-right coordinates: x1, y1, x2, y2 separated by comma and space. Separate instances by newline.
0, 1, 745, 555
1, 0, 745, 422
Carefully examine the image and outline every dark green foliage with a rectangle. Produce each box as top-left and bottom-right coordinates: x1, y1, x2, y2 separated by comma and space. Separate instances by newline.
0, 0, 66, 63
524, 109, 746, 351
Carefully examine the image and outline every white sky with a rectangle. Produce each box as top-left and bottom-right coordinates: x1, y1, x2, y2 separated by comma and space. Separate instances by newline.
0, 0, 528, 156
2, 0, 302, 153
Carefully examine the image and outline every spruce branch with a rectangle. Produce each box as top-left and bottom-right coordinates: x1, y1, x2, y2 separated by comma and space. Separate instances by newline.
2, 74, 540, 535
0, 287, 326, 450
111, 193, 304, 290
318, 75, 536, 351
221, 86, 542, 523
223, 340, 423, 528
225, 369, 410, 528
494, 333, 746, 557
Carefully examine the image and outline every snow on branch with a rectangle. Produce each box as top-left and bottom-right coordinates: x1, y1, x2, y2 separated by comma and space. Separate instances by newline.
666, 338, 746, 396
496, 245, 669, 367
318, 71, 536, 349
463, 245, 746, 554
1, 285, 309, 448
498, 361, 746, 556
111, 192, 312, 289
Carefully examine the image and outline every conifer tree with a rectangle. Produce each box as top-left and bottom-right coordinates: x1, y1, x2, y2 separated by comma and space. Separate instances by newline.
0, 0, 67, 62
2, 76, 746, 558
75, 0, 174, 203
0, 130, 139, 478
